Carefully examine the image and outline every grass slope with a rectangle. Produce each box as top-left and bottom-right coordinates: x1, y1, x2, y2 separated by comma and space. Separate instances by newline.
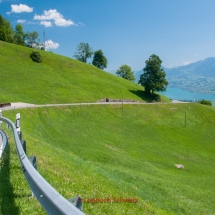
1, 103, 215, 214
0, 41, 169, 104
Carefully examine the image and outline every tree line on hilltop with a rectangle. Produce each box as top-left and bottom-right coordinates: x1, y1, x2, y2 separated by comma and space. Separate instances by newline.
73, 42, 108, 70
0, 14, 42, 49
73, 42, 169, 96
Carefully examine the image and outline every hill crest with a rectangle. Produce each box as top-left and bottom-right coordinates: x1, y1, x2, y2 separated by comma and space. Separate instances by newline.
0, 41, 169, 104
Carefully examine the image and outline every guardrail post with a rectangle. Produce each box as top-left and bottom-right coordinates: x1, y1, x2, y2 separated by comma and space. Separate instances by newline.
28, 156, 37, 170
16, 113, 20, 132
18, 131, 22, 140
76, 196, 83, 211
21, 140, 27, 154
16, 113, 22, 140
15, 113, 26, 151
68, 196, 83, 211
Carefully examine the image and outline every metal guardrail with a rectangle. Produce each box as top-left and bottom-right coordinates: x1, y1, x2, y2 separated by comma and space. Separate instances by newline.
0, 130, 8, 159
0, 114, 85, 215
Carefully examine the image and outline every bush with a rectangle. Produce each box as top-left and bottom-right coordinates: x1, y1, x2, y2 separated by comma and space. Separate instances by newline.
198, 99, 212, 106
30, 51, 42, 63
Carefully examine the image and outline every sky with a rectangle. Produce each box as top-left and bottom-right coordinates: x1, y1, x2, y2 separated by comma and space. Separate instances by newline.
1, 0, 215, 71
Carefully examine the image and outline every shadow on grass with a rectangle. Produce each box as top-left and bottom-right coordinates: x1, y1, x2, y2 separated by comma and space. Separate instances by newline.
0, 144, 20, 215
129, 90, 161, 102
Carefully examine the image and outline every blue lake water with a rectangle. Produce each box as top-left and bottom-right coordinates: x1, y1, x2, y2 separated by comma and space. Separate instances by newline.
160, 88, 215, 101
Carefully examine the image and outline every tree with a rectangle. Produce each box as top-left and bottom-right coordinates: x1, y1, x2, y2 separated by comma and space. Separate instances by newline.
116, 64, 135, 82
92, 50, 108, 70
0, 14, 13, 43
14, 24, 25, 45
24, 31, 39, 48
0, 15, 6, 41
198, 99, 212, 106
74, 42, 93, 63
4, 19, 13, 43
138, 54, 168, 94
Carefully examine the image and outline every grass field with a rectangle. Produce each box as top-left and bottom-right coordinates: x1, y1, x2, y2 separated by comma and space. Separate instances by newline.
1, 102, 215, 215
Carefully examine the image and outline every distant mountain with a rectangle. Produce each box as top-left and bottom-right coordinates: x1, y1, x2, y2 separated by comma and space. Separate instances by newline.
135, 57, 215, 94
166, 57, 215, 94
166, 57, 215, 78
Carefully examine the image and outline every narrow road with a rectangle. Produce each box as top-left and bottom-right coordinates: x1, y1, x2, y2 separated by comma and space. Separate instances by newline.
0, 100, 188, 111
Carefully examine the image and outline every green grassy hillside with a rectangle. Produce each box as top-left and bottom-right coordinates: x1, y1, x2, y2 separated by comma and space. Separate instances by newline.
1, 41, 214, 215
0, 41, 169, 104
1, 103, 215, 215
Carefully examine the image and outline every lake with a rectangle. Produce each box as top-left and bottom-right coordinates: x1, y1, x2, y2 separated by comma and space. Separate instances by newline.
160, 88, 215, 101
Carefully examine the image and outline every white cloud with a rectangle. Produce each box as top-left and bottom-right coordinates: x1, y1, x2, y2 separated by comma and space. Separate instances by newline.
0, 0, 2, 3
17, 19, 26, 23
55, 18, 74, 27
11, 4, 33, 13
182, 60, 192, 66
45, 40, 59, 50
40, 21, 52, 27
17, 19, 38, 25
34, 9, 74, 27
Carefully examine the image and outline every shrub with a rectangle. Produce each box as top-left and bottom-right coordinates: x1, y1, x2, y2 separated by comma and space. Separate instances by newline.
30, 51, 42, 63
198, 99, 212, 106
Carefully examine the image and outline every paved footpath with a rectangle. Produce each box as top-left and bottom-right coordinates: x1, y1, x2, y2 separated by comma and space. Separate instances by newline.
0, 100, 188, 111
